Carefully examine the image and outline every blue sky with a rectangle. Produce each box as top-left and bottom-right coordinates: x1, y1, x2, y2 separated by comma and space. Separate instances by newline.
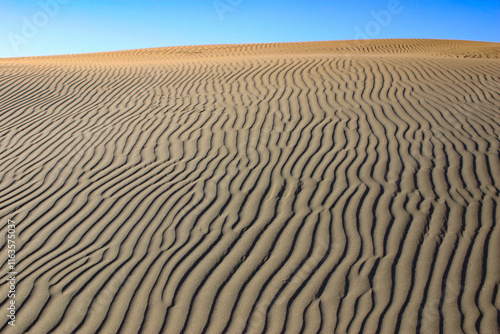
1, 0, 499, 58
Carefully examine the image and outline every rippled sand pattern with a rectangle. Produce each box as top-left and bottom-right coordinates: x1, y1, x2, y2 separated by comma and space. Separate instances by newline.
0, 39, 499, 333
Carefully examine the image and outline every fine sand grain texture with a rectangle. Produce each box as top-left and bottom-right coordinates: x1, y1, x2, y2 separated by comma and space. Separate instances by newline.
0, 39, 499, 333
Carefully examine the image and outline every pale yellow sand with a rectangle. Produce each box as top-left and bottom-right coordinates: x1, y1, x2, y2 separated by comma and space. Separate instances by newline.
0, 39, 499, 333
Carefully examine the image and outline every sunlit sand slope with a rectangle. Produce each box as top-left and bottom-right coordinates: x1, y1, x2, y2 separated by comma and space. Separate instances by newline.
0, 39, 499, 333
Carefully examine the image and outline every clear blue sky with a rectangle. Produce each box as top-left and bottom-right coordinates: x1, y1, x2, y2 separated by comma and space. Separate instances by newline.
1, 0, 499, 58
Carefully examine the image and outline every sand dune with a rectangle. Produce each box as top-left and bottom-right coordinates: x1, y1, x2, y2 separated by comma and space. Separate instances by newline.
0, 39, 499, 333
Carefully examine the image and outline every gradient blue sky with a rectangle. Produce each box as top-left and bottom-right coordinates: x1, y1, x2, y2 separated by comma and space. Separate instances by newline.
1, 0, 499, 58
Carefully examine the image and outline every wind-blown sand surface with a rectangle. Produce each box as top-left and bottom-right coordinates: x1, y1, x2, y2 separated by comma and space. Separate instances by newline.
0, 39, 499, 333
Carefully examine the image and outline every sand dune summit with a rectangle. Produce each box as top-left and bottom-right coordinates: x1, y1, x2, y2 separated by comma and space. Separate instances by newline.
0, 39, 499, 333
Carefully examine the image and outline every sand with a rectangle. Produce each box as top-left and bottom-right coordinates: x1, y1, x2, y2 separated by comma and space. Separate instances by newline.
0, 39, 499, 333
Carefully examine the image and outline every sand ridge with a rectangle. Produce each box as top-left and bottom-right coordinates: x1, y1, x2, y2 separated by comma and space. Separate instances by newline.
0, 39, 499, 333
2, 39, 500, 64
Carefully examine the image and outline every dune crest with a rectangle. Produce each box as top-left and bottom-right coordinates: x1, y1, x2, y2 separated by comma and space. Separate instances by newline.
0, 39, 499, 333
